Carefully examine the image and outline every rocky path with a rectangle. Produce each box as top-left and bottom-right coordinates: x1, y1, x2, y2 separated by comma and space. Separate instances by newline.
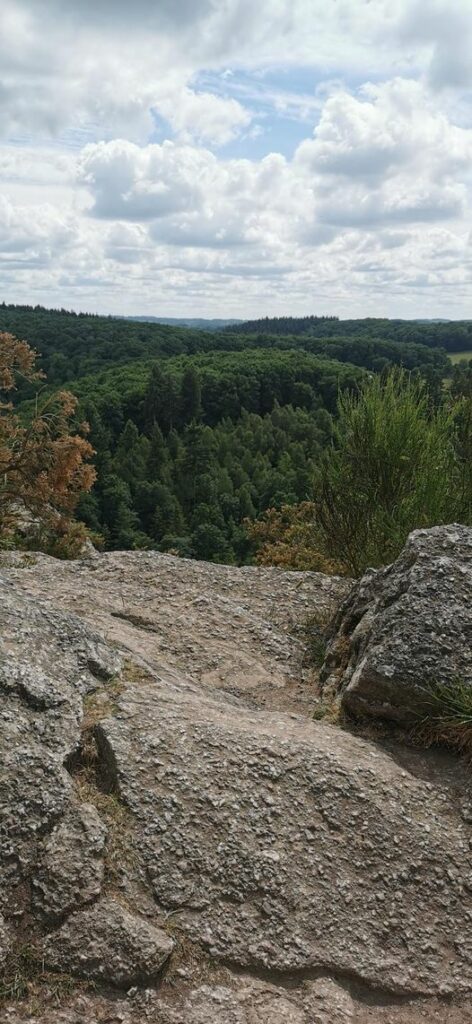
1, 549, 349, 712
0, 550, 470, 1024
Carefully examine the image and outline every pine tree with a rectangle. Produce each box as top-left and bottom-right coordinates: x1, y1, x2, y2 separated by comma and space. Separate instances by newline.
114, 421, 150, 490
143, 363, 166, 432
147, 423, 169, 481
180, 366, 202, 424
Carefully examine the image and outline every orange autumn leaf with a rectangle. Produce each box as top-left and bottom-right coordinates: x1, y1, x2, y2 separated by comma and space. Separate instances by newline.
0, 331, 96, 554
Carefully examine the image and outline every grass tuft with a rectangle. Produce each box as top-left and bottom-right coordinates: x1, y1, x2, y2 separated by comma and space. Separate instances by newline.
415, 679, 472, 756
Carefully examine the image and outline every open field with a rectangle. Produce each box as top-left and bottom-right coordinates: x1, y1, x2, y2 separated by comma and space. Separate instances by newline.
449, 350, 472, 364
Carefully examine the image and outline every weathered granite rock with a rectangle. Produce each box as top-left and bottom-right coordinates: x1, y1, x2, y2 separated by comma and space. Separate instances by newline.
320, 524, 472, 724
0, 573, 119, 926
2, 980, 472, 1024
32, 803, 107, 922
42, 898, 174, 986
159, 977, 355, 1023
0, 549, 349, 713
0, 549, 471, 1024
96, 674, 472, 998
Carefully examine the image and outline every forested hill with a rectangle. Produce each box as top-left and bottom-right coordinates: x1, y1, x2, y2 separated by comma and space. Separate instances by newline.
0, 302, 222, 384
2, 301, 469, 563
227, 314, 472, 352
0, 302, 453, 388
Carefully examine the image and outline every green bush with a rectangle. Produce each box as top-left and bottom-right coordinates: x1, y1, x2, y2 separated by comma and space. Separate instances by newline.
315, 369, 472, 574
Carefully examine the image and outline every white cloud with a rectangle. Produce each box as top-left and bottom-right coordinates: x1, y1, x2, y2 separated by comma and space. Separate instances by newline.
1, 1, 472, 316
3, 0, 467, 145
78, 140, 212, 221
295, 79, 472, 235
398, 0, 472, 91
159, 89, 252, 146
296, 79, 472, 183
0, 195, 77, 264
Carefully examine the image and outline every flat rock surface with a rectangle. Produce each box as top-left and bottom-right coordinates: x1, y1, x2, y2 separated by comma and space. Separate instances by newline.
0, 549, 349, 711
96, 677, 471, 997
0, 546, 470, 1024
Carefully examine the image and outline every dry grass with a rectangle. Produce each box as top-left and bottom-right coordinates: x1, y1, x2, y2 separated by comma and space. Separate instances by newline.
312, 693, 344, 724
81, 678, 124, 730
70, 659, 150, 890
0, 944, 88, 1013
160, 931, 230, 995
321, 678, 472, 760
81, 657, 154, 732
297, 607, 333, 669
72, 731, 139, 892
121, 657, 157, 686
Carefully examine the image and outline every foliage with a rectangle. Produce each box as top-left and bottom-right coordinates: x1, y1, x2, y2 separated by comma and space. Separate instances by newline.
77, 401, 331, 560
0, 304, 457, 399
48, 346, 363, 561
227, 313, 472, 353
0, 332, 95, 553
314, 369, 472, 574
246, 502, 344, 573
0, 944, 82, 1010
2, 304, 470, 567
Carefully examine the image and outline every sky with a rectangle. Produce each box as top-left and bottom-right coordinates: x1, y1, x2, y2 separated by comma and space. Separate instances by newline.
1, 0, 472, 319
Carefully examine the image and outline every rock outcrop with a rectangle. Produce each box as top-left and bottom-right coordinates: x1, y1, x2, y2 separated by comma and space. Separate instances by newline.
320, 524, 472, 724
0, 542, 471, 1024
0, 575, 120, 931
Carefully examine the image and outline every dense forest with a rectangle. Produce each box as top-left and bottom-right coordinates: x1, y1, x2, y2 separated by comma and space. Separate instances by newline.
73, 350, 362, 559
226, 314, 472, 352
2, 303, 471, 563
0, 303, 460, 387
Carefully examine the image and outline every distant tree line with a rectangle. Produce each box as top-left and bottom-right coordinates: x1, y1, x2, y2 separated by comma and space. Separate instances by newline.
227, 313, 472, 353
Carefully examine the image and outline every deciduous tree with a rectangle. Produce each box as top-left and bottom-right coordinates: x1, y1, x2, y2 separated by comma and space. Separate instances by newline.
0, 332, 95, 554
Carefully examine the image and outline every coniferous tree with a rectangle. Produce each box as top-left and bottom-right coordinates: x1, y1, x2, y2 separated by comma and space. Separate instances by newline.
143, 364, 166, 432
180, 366, 202, 424
114, 421, 150, 489
147, 423, 169, 481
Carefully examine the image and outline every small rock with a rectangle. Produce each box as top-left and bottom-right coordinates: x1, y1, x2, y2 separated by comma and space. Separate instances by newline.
42, 898, 174, 986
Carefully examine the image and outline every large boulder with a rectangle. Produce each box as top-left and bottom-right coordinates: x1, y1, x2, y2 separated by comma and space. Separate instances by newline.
320, 524, 472, 725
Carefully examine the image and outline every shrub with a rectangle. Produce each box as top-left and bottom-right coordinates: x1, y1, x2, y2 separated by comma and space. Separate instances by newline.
246, 502, 345, 574
314, 368, 471, 574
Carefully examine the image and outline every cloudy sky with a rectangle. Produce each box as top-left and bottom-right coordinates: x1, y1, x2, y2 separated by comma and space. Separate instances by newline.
1, 0, 472, 319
